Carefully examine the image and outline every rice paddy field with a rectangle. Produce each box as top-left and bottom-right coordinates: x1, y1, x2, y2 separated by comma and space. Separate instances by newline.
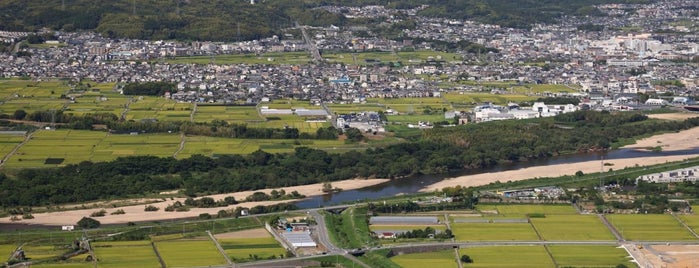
323, 51, 461, 66
547, 245, 635, 267
451, 222, 539, 241
30, 261, 93, 268
20, 243, 71, 261
386, 114, 447, 124
444, 92, 536, 105
193, 105, 260, 123
0, 80, 122, 115
218, 237, 286, 262
0, 128, 360, 168
93, 240, 161, 268
459, 246, 554, 268
607, 214, 697, 241
165, 52, 312, 65
124, 97, 190, 121
263, 99, 317, 110
0, 243, 18, 258
246, 114, 329, 132
3, 129, 181, 167
369, 225, 447, 232
0, 134, 24, 157
530, 215, 615, 241
678, 214, 699, 235
155, 238, 227, 267
390, 249, 458, 268
326, 103, 386, 114
510, 84, 579, 94
476, 204, 578, 216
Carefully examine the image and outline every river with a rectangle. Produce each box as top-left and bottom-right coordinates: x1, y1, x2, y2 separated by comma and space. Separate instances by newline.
294, 148, 699, 208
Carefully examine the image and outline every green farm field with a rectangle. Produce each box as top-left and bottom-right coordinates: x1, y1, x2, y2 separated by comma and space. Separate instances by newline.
451, 222, 539, 241
476, 204, 577, 216
530, 215, 615, 241
390, 249, 457, 268
193, 105, 260, 123
30, 261, 93, 268
510, 84, 579, 94
93, 240, 161, 268
165, 52, 312, 65
326, 103, 385, 114
247, 114, 329, 132
547, 245, 635, 267
155, 238, 227, 267
0, 243, 18, 258
386, 114, 446, 124
442, 92, 536, 105
218, 237, 285, 262
607, 214, 696, 241
0, 134, 24, 159
4, 130, 181, 167
679, 214, 699, 234
369, 225, 447, 231
0, 80, 124, 115
459, 246, 554, 268
323, 50, 461, 66
263, 99, 317, 109
21, 244, 70, 261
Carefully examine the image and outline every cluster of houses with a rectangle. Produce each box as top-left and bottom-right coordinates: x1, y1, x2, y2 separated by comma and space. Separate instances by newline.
495, 186, 566, 200
369, 216, 441, 239
635, 166, 699, 184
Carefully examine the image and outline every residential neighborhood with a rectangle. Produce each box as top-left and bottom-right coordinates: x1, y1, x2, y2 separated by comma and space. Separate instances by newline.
0, 0, 695, 117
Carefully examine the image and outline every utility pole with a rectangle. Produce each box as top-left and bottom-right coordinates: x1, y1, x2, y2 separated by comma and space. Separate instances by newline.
600, 156, 604, 189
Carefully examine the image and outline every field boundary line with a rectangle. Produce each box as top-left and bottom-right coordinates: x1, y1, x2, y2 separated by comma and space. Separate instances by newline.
150, 241, 167, 268
528, 216, 559, 267
453, 247, 463, 268
670, 213, 699, 239
173, 133, 186, 158
190, 103, 197, 122
207, 230, 234, 266
598, 214, 624, 241
0, 131, 34, 167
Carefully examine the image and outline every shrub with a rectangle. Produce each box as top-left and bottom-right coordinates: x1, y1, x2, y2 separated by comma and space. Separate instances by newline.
110, 209, 126, 215
77, 217, 101, 229
144, 205, 159, 212
90, 209, 107, 217
460, 254, 473, 263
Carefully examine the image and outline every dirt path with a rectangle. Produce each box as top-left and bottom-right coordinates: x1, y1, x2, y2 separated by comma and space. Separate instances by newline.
173, 133, 186, 158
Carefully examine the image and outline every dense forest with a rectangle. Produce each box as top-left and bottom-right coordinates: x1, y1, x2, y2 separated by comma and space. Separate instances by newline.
121, 82, 175, 96
0, 0, 649, 41
1, 111, 698, 208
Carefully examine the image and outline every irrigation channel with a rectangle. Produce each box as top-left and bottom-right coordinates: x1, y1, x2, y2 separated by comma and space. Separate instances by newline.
294, 148, 699, 209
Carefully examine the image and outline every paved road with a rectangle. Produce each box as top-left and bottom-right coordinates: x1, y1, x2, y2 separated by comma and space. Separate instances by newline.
309, 210, 344, 254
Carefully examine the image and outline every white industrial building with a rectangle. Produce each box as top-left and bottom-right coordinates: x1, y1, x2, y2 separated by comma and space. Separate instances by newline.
281, 232, 317, 248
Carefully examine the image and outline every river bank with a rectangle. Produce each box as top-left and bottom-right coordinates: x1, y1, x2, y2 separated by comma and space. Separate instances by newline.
0, 178, 389, 226
421, 125, 699, 192
4, 118, 699, 226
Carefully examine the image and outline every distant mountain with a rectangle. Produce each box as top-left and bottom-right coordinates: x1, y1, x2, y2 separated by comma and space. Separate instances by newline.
0, 0, 649, 41
0, 0, 344, 41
